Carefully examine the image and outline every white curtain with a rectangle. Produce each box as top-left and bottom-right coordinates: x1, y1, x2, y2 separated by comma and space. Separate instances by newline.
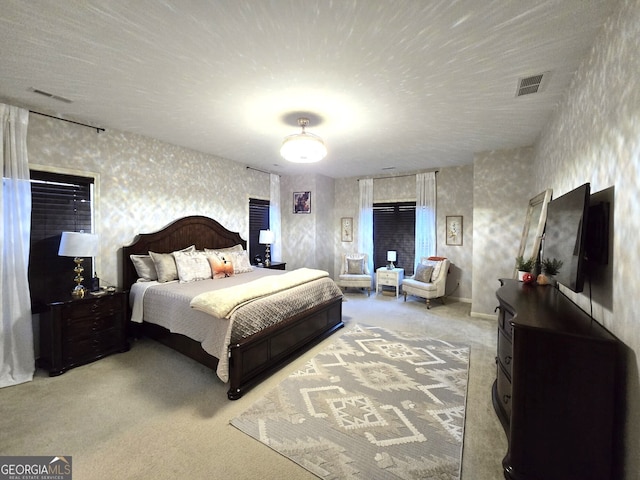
1, 104, 34, 388
269, 173, 282, 262
415, 172, 437, 266
358, 178, 374, 274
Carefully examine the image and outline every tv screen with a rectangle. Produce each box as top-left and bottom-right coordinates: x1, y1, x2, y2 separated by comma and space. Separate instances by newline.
543, 183, 590, 293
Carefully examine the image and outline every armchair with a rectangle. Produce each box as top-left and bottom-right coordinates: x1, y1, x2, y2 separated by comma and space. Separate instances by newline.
335, 253, 372, 296
402, 256, 450, 308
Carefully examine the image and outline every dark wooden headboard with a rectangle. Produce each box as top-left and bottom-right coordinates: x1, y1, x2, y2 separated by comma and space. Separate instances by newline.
121, 215, 246, 291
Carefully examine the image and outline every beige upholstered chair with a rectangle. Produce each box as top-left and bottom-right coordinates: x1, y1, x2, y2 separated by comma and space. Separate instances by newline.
402, 256, 450, 308
336, 253, 373, 296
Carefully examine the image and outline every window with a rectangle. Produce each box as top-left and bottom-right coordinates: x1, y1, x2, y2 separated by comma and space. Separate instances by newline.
29, 170, 94, 312
249, 198, 269, 263
373, 202, 416, 274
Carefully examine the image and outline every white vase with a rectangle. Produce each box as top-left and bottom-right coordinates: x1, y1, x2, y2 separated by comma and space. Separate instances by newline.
517, 271, 527, 281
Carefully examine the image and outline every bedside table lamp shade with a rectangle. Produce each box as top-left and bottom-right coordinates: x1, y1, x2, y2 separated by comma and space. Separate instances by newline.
58, 232, 98, 298
387, 250, 397, 269
259, 230, 275, 266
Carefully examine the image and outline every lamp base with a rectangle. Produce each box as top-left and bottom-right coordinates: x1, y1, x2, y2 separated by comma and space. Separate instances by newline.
387, 262, 395, 270
265, 244, 271, 266
71, 257, 86, 298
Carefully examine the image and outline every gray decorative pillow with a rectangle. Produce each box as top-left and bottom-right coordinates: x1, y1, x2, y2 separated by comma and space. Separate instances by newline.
174, 250, 212, 283
414, 264, 434, 283
149, 245, 195, 283
347, 258, 365, 274
130, 254, 158, 281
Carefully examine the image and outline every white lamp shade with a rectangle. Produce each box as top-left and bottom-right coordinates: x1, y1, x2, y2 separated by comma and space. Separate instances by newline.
280, 133, 327, 163
387, 251, 397, 262
259, 230, 275, 244
58, 232, 99, 257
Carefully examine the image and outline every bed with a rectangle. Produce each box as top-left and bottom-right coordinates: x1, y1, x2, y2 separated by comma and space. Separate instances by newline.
122, 215, 344, 400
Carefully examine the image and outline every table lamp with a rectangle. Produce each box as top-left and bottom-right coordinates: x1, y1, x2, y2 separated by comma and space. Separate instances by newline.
259, 230, 275, 266
387, 250, 397, 270
58, 231, 99, 298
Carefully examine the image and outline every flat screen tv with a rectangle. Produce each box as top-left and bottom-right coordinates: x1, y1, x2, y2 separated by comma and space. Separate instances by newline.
543, 183, 590, 293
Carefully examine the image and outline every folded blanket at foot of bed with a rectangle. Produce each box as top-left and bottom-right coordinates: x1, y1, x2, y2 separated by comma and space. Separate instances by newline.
190, 267, 330, 319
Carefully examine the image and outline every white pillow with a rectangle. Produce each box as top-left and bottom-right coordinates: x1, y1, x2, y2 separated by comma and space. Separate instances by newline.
228, 250, 253, 274
130, 254, 158, 281
174, 250, 212, 283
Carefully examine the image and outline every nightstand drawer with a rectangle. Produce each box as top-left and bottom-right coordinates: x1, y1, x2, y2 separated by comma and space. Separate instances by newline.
63, 312, 122, 339
63, 328, 122, 363
377, 271, 397, 284
60, 294, 123, 320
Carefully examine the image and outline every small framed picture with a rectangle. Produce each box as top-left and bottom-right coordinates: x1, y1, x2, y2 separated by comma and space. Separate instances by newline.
446, 215, 463, 246
341, 217, 353, 242
293, 191, 311, 214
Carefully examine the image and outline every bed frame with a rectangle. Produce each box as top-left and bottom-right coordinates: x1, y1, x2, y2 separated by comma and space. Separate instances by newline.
122, 215, 343, 400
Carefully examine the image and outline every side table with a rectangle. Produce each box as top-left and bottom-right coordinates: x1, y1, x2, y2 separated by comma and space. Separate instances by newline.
376, 267, 405, 298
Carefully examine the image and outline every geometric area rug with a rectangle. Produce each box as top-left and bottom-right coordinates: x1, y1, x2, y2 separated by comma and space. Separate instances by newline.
231, 324, 470, 479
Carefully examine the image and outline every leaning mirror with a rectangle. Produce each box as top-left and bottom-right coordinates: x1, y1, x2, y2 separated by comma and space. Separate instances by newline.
514, 189, 553, 278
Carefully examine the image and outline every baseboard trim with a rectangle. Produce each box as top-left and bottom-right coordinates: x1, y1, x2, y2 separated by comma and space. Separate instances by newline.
470, 311, 498, 320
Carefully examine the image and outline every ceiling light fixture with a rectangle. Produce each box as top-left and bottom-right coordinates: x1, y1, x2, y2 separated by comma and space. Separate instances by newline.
280, 117, 327, 163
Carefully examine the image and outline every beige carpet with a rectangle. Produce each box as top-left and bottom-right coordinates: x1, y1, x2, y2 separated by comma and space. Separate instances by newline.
231, 324, 469, 479
0, 292, 506, 480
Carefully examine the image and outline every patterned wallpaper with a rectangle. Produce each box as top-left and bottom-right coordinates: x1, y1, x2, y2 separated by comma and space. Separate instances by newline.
27, 115, 269, 287
531, 0, 640, 475
471, 147, 535, 317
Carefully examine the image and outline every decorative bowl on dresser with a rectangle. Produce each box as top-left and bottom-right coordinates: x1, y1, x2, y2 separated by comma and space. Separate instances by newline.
38, 290, 130, 376
493, 279, 621, 480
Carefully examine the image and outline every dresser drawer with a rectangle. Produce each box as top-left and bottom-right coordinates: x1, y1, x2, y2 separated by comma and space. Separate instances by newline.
497, 329, 513, 379
60, 294, 123, 320
496, 363, 512, 421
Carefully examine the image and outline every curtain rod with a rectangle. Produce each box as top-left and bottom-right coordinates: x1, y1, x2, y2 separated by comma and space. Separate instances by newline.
357, 170, 438, 181
246, 166, 280, 176
32, 111, 105, 133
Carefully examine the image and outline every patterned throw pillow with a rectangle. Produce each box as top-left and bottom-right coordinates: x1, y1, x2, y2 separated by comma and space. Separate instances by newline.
207, 252, 234, 278
414, 264, 434, 283
228, 250, 253, 274
347, 258, 365, 274
174, 251, 212, 283
417, 259, 443, 282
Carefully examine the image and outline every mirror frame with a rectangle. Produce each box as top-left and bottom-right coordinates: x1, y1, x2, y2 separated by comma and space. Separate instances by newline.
514, 189, 553, 278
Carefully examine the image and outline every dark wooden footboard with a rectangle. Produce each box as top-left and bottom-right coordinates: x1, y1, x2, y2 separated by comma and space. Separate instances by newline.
227, 296, 343, 399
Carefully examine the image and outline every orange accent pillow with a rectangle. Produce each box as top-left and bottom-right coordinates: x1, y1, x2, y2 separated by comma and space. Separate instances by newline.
208, 252, 234, 278
428, 256, 447, 261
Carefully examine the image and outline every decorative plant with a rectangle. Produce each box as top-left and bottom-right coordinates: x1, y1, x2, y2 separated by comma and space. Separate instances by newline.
541, 258, 563, 276
515, 256, 535, 272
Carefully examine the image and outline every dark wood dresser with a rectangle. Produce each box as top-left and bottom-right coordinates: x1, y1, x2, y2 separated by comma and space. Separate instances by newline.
260, 261, 286, 270
493, 279, 620, 480
39, 290, 130, 376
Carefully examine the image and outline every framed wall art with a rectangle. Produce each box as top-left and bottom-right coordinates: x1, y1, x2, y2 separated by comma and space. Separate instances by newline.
293, 191, 311, 214
446, 215, 463, 246
341, 217, 353, 242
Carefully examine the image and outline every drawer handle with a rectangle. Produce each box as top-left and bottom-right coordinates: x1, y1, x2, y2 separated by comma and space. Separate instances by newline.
495, 306, 500, 313
504, 355, 512, 365
503, 394, 511, 405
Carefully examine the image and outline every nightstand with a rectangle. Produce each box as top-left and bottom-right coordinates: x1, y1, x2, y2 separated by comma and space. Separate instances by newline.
376, 267, 405, 298
258, 262, 286, 270
38, 290, 130, 376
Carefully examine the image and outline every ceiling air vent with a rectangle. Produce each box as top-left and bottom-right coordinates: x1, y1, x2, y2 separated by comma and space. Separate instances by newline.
29, 88, 73, 103
515, 72, 551, 97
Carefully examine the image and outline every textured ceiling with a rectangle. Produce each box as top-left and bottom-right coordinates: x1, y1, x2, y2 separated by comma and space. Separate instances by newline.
0, 0, 616, 178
